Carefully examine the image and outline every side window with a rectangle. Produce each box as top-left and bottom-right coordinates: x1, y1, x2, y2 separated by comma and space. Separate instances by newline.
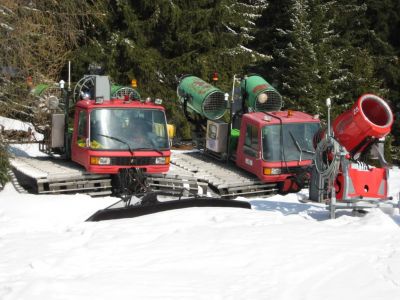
244, 124, 259, 157
77, 110, 87, 147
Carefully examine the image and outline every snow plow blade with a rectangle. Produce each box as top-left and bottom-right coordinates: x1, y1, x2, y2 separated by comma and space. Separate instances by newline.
86, 196, 251, 222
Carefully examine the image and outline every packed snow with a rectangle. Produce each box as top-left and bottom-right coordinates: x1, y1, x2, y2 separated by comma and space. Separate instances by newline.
1, 121, 400, 299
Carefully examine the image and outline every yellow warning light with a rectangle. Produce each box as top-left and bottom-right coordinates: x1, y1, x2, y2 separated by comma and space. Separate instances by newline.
131, 79, 137, 88
287, 110, 293, 117
167, 124, 176, 139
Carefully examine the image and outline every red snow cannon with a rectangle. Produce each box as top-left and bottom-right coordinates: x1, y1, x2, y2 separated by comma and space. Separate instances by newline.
332, 94, 393, 157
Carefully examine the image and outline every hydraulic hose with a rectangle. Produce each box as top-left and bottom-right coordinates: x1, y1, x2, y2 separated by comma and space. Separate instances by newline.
314, 136, 341, 180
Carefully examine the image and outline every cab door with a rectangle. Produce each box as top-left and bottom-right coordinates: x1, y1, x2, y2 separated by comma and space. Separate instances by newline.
71, 108, 89, 169
236, 121, 263, 178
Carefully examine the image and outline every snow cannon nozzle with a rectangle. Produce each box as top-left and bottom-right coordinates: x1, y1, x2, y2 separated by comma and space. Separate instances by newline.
240, 75, 282, 112
177, 75, 226, 120
332, 94, 393, 157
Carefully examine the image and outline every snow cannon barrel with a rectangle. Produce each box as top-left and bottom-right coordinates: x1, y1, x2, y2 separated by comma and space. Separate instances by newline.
177, 75, 227, 120
240, 75, 282, 112
333, 94, 393, 157
31, 83, 51, 96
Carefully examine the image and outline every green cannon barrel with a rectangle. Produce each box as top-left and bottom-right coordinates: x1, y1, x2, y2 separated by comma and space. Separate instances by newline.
177, 76, 226, 120
240, 75, 282, 112
111, 85, 140, 100
31, 84, 50, 96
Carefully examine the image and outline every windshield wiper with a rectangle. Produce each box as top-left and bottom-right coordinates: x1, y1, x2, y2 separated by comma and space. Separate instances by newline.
97, 134, 164, 155
289, 131, 315, 163
133, 147, 164, 155
96, 134, 134, 155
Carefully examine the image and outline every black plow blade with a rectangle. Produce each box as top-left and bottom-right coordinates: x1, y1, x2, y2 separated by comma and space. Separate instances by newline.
86, 197, 251, 222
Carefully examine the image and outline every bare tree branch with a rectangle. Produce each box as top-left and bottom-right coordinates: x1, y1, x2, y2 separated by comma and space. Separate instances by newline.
0, 0, 106, 128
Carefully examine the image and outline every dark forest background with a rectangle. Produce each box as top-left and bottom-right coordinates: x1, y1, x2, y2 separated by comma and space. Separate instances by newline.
1, 0, 399, 164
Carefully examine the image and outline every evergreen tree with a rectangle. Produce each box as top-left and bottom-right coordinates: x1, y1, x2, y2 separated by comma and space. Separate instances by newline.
279, 0, 317, 112
254, 0, 388, 116
254, 0, 332, 115
254, 0, 398, 159
363, 0, 400, 161
332, 0, 384, 98
74, 0, 269, 138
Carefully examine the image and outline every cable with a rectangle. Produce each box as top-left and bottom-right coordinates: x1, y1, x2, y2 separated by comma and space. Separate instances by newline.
314, 135, 341, 180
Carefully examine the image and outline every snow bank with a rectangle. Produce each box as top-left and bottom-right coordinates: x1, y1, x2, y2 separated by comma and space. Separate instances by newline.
0, 116, 43, 141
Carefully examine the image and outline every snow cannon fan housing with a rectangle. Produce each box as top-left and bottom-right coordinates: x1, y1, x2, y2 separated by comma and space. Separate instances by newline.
74, 75, 111, 103
240, 75, 282, 112
333, 94, 393, 158
111, 85, 140, 100
31, 83, 65, 149
177, 75, 227, 120
31, 83, 63, 112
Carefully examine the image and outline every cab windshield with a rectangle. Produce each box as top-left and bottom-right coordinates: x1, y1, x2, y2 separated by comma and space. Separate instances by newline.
262, 122, 319, 162
90, 108, 169, 150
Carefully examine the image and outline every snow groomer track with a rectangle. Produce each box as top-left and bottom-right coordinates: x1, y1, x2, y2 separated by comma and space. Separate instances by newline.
150, 152, 278, 198
10, 151, 278, 198
10, 156, 113, 196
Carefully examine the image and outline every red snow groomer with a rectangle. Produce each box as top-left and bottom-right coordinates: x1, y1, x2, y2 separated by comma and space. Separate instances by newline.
309, 94, 398, 218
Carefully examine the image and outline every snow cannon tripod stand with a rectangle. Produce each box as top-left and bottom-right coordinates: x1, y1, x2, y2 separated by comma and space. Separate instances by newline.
309, 95, 399, 218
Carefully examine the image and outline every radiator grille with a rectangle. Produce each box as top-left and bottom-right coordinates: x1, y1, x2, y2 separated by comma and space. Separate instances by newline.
110, 157, 156, 166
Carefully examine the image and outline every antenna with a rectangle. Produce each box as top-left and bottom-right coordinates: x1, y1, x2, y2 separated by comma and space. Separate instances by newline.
68, 61, 71, 90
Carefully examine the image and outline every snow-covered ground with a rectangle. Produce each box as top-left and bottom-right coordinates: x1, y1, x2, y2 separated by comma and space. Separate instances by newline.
0, 116, 43, 142
1, 119, 400, 299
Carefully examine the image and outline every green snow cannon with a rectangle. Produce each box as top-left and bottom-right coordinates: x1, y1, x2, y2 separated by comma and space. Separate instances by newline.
31, 83, 51, 96
111, 85, 140, 100
177, 75, 227, 120
241, 75, 282, 112
31, 83, 63, 110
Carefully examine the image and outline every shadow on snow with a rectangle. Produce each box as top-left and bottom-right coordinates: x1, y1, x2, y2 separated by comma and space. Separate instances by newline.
249, 199, 400, 224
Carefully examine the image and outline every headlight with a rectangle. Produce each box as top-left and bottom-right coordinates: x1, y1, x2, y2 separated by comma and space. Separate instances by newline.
263, 167, 281, 175
90, 156, 111, 165
155, 156, 170, 165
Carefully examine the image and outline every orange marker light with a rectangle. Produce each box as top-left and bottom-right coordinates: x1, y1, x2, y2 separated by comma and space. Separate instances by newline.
212, 72, 218, 82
